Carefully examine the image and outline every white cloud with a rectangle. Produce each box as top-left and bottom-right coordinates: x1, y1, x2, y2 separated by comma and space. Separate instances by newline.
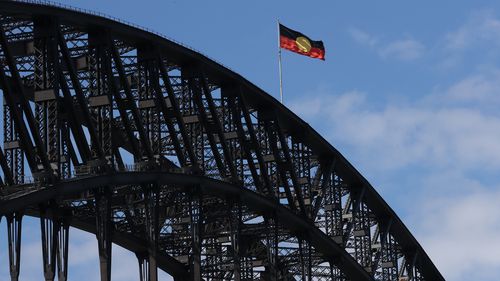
348, 27, 378, 47
438, 10, 500, 70
348, 27, 425, 61
445, 9, 500, 51
413, 187, 500, 281
443, 68, 500, 106
378, 39, 425, 61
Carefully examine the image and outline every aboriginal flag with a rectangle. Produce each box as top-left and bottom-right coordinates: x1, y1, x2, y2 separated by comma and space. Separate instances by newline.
279, 24, 325, 60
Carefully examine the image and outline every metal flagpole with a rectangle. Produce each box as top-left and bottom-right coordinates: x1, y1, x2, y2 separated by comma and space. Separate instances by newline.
277, 19, 284, 104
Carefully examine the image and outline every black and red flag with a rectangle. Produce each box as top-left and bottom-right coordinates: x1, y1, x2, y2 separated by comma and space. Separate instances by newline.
279, 23, 325, 60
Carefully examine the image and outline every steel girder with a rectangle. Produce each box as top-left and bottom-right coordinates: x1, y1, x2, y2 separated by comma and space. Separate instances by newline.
0, 1, 443, 281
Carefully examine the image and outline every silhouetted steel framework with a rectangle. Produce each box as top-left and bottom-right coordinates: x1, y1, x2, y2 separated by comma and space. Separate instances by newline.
0, 1, 444, 281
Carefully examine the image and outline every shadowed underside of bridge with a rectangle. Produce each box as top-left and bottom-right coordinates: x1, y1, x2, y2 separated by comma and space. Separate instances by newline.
0, 1, 444, 280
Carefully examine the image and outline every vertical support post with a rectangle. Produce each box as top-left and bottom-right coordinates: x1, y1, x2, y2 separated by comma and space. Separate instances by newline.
264, 215, 279, 281
307, 241, 312, 281
38, 207, 71, 281
229, 202, 241, 281
40, 205, 57, 281
7, 212, 23, 281
144, 184, 159, 281
57, 213, 70, 281
190, 193, 202, 281
136, 253, 149, 281
95, 189, 113, 281
297, 238, 312, 281
298, 238, 306, 281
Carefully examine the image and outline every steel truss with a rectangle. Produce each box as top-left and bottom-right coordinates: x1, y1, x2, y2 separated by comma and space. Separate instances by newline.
0, 1, 443, 281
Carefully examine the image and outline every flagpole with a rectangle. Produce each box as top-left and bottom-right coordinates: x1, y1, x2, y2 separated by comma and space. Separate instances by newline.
277, 19, 284, 104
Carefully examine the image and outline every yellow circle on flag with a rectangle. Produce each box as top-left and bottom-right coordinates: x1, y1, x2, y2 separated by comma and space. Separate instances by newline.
295, 36, 312, 53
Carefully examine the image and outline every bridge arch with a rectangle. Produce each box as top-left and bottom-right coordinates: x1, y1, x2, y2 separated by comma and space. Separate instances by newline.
0, 1, 443, 280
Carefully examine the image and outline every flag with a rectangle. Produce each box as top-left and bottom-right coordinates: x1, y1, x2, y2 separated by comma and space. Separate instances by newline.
279, 23, 325, 60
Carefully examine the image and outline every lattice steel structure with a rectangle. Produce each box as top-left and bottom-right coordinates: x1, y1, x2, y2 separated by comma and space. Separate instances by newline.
0, 1, 444, 281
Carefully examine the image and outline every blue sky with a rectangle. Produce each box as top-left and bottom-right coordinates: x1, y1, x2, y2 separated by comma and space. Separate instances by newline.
2, 0, 500, 280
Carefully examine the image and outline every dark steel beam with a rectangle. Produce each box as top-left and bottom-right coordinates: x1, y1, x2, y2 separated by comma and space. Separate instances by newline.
238, 91, 273, 195
56, 27, 104, 159
274, 120, 307, 215
264, 119, 298, 212
199, 73, 237, 180
0, 147, 14, 185
312, 161, 335, 219
189, 76, 226, 177
0, 67, 38, 171
109, 38, 154, 161
57, 56, 92, 163
0, 24, 53, 174
158, 58, 198, 167
101, 42, 142, 159
147, 56, 187, 167
36, 20, 91, 165
227, 92, 265, 193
